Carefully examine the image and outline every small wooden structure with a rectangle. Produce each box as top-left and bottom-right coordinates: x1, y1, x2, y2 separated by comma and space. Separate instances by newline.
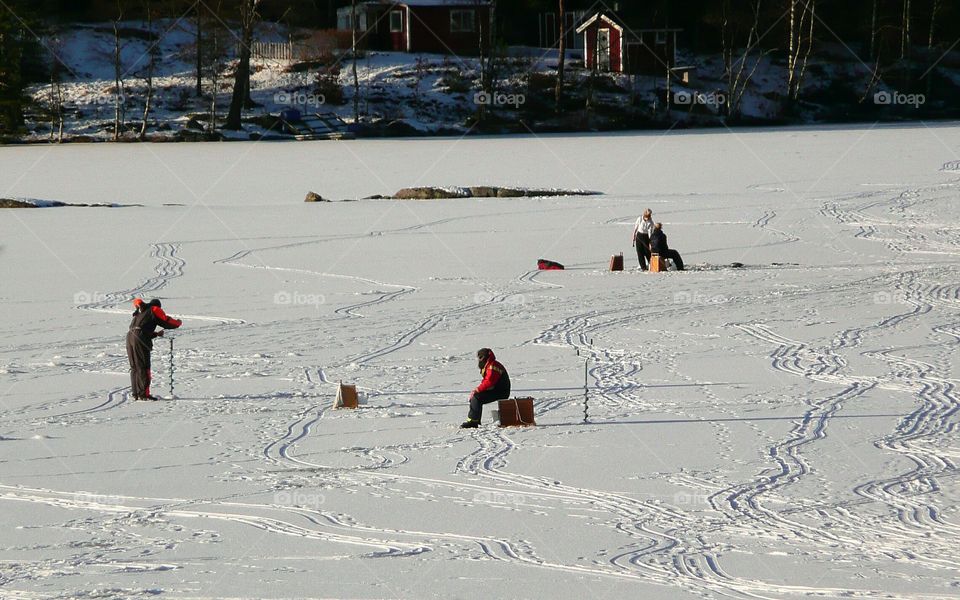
279, 112, 355, 141
650, 254, 668, 273
335, 382, 359, 409
498, 398, 536, 427
609, 253, 624, 271
576, 10, 681, 77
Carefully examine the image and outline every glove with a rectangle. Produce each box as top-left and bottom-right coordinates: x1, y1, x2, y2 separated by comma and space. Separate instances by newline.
155, 330, 165, 338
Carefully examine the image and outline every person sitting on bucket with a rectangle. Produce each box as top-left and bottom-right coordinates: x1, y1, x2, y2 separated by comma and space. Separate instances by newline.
127, 298, 182, 401
650, 222, 685, 271
461, 348, 511, 429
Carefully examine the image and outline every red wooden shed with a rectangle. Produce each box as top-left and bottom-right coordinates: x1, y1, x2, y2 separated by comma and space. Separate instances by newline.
576, 11, 681, 76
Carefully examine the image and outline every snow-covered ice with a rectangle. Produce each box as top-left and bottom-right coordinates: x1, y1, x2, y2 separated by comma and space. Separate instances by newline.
1, 124, 959, 599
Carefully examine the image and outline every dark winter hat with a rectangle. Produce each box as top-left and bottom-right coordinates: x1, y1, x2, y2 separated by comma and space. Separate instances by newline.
149, 298, 162, 308
477, 348, 492, 370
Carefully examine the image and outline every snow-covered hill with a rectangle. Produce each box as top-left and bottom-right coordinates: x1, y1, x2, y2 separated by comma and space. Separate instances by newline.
20, 21, 960, 143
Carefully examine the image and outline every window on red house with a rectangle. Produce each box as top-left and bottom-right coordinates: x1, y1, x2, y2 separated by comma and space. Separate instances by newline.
390, 10, 403, 32
450, 9, 476, 33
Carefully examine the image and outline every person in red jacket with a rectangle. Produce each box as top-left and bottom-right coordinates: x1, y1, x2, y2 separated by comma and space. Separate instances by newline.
461, 348, 511, 428
126, 298, 182, 400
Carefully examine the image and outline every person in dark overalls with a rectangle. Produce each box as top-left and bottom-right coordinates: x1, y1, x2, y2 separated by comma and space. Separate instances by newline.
461, 348, 511, 428
650, 222, 685, 271
127, 298, 182, 400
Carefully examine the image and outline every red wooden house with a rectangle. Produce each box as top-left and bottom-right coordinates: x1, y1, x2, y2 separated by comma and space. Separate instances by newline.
338, 0, 492, 55
576, 11, 681, 76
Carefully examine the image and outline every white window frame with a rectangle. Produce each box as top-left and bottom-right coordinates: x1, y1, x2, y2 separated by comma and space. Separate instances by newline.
450, 9, 476, 33
342, 12, 365, 32
655, 30, 667, 45
390, 10, 403, 33
597, 28, 611, 71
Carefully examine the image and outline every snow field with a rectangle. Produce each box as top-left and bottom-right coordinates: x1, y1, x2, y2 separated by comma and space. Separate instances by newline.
1, 124, 959, 598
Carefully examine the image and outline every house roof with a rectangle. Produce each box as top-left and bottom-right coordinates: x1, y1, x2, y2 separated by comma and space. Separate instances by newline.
575, 11, 681, 37
387, 0, 492, 6
340, 0, 491, 12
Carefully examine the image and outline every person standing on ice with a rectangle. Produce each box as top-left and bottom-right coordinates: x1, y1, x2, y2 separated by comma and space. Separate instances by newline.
127, 298, 181, 400
461, 348, 511, 429
631, 208, 656, 270
650, 222, 685, 271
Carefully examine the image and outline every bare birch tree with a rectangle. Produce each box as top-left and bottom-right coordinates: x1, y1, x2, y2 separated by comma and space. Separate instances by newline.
720, 0, 767, 117
139, 0, 157, 140
194, 1, 203, 96
112, 0, 126, 140
786, 0, 815, 101
208, 0, 226, 133
928, 0, 940, 48
476, 0, 492, 123
900, 0, 911, 59
351, 0, 359, 124
48, 36, 65, 143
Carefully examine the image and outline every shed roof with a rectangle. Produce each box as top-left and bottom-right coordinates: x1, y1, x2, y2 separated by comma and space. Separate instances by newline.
575, 12, 681, 37
393, 0, 492, 6
340, 0, 492, 13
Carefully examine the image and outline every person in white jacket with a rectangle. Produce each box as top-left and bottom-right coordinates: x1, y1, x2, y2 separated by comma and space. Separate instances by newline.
632, 209, 656, 270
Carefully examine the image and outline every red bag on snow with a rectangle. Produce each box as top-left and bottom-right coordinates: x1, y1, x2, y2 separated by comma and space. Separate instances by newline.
538, 258, 565, 270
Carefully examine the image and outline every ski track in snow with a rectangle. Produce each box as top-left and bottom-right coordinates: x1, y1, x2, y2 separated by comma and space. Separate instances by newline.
716, 184, 960, 580
74, 242, 186, 314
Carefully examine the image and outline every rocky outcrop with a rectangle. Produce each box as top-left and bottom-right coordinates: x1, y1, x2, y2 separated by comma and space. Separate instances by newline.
392, 186, 600, 200
393, 187, 471, 200
0, 198, 65, 208
0, 198, 130, 208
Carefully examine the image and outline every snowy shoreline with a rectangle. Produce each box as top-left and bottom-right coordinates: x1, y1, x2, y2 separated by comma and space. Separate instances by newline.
13, 20, 959, 144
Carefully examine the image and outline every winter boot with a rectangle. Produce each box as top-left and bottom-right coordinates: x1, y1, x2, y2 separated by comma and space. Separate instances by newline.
460, 419, 480, 429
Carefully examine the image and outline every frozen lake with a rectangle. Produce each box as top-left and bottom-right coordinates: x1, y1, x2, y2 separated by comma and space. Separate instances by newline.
1, 124, 959, 599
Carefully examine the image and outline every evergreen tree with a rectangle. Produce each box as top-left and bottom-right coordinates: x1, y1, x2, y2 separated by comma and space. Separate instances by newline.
0, 1, 34, 135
